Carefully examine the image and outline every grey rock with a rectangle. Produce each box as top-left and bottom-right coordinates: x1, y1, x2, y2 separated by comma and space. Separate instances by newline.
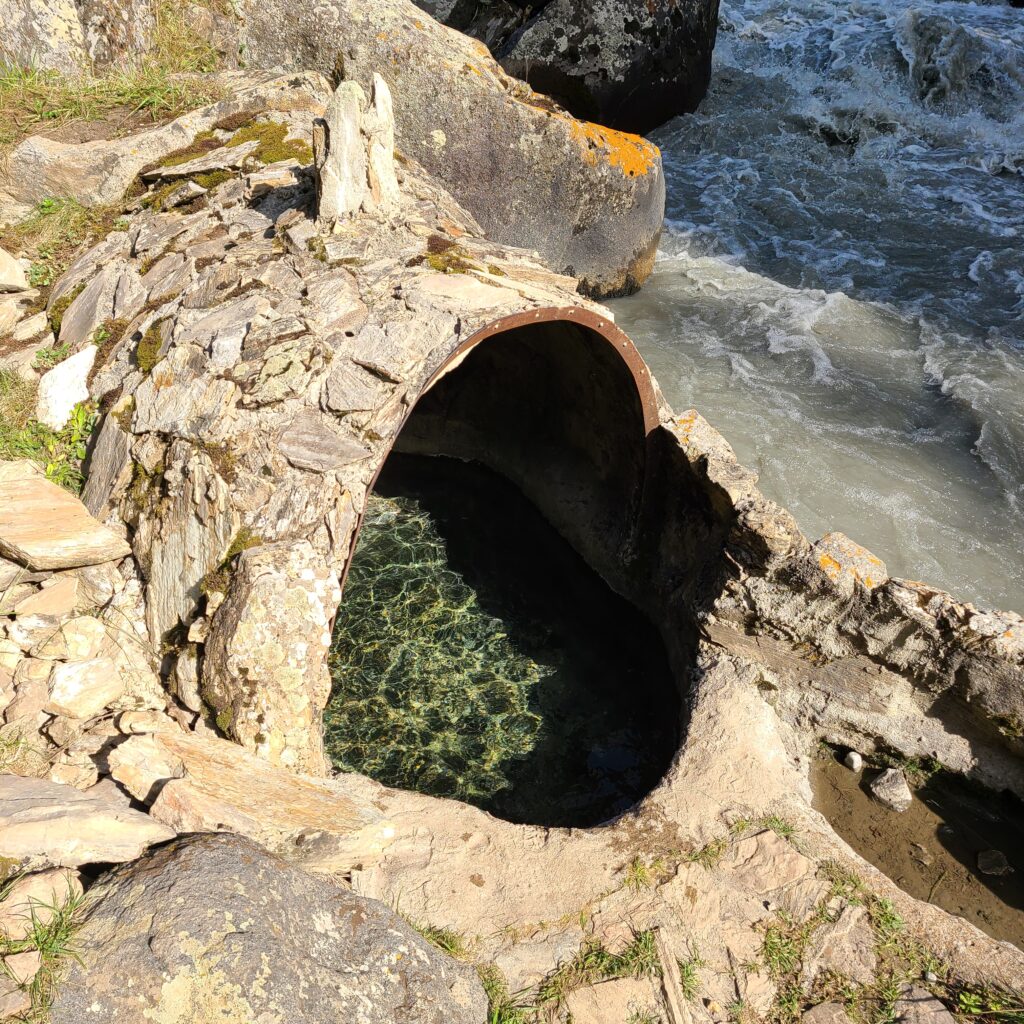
77, 0, 154, 66
49, 832, 487, 1024
500, 0, 721, 133
870, 768, 914, 813
801, 905, 877, 986
894, 985, 956, 1024
3, 0, 87, 73
279, 409, 372, 473
142, 139, 260, 180
803, 1004, 855, 1024
0, 246, 28, 292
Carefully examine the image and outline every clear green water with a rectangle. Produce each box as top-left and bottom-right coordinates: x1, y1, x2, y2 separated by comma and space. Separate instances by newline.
324, 454, 680, 827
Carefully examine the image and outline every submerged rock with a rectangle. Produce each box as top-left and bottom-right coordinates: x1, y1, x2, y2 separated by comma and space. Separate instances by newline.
869, 768, 914, 813
49, 832, 488, 1024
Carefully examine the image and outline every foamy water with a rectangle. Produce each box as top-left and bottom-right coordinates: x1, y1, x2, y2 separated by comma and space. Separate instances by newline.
610, 0, 1024, 612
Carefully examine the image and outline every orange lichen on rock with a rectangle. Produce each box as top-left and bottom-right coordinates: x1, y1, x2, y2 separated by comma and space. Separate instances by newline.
568, 119, 660, 178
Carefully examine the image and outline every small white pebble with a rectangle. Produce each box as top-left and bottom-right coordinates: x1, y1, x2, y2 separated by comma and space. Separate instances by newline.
844, 750, 864, 772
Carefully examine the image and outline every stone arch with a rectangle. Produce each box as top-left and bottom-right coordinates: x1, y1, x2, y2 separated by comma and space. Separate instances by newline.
341, 306, 662, 597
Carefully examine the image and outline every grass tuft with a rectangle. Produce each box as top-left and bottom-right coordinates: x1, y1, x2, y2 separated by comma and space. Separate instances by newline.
0, 372, 95, 492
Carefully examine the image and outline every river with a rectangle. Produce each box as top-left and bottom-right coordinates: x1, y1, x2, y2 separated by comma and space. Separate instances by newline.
610, 0, 1024, 612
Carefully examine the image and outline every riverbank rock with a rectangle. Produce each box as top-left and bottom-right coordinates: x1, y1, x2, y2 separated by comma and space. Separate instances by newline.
235, 0, 664, 297
500, 0, 722, 133
49, 832, 488, 1024
107, 728, 392, 872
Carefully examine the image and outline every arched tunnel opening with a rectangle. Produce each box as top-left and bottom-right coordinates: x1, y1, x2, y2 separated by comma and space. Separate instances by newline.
324, 313, 718, 828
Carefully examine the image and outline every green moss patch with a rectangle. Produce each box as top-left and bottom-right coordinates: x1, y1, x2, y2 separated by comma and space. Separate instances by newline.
199, 527, 264, 596
136, 319, 166, 374
47, 281, 86, 337
227, 119, 313, 166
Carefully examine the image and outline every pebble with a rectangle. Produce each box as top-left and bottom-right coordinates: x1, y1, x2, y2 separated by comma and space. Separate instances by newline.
843, 750, 863, 772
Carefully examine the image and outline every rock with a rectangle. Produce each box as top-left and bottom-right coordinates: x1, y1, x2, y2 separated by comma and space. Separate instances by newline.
803, 1003, 856, 1024
813, 532, 889, 593
4, 667, 49, 726
499, 0, 721, 133
564, 976, 665, 1023
107, 729, 392, 873
870, 768, 913, 813
1, 948, 40, 988
278, 408, 372, 473
45, 657, 125, 720
0, 979, 31, 1020
142, 139, 260, 180
843, 750, 863, 773
77, 0, 155, 66
31, 614, 107, 661
0, 868, 83, 941
236, 0, 665, 297
3, 0, 87, 73
0, 246, 29, 292
50, 832, 487, 1024
722, 829, 814, 895
35, 347, 96, 429
11, 576, 79, 619
0, 775, 175, 869
202, 540, 341, 774
894, 985, 957, 1024
977, 849, 1013, 876
0, 72, 329, 223
801, 905, 877, 986
0, 462, 131, 570
314, 74, 400, 224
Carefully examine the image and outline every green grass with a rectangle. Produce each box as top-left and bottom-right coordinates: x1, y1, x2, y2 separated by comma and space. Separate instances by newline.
478, 964, 532, 1024
0, 200, 116, 295
536, 930, 661, 1008
0, 372, 96, 492
683, 837, 728, 869
677, 946, 706, 1001
412, 923, 471, 961
624, 855, 667, 893
0, 882, 86, 1018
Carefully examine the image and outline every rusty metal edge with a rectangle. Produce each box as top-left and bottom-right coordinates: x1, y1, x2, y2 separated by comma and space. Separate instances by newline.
339, 305, 660, 594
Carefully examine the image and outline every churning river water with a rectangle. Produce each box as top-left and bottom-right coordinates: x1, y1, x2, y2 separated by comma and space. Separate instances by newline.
610, 0, 1024, 612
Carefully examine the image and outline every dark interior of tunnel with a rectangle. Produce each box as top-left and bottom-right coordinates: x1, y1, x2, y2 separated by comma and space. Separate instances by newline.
327, 319, 734, 826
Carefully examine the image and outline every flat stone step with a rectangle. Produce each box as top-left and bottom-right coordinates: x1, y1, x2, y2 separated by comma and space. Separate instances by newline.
0, 461, 130, 570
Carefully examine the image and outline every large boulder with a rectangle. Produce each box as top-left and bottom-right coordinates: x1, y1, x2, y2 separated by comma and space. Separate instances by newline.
235, 0, 664, 297
49, 832, 488, 1024
500, 0, 722, 133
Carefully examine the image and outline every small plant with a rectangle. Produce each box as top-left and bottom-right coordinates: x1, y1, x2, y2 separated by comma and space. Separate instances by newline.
414, 923, 471, 960
628, 1011, 662, 1024
677, 945, 706, 1001
0, 372, 95, 493
537, 930, 661, 1008
762, 815, 797, 839
624, 855, 665, 893
226, 119, 313, 165
32, 342, 69, 370
477, 964, 532, 1024
683, 837, 728, 869
0, 881, 86, 1017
